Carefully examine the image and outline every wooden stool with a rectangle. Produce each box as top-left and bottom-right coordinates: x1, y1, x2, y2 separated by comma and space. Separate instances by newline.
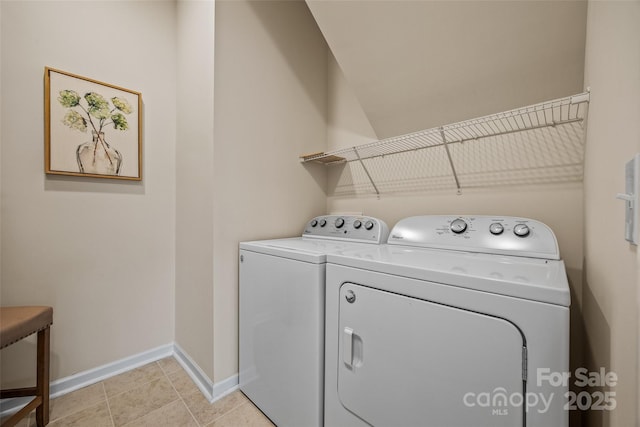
1, 306, 53, 427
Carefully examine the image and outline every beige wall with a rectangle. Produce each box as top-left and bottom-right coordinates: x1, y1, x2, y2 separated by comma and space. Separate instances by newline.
212, 0, 328, 382
309, 0, 587, 139
1, 1, 176, 385
582, 1, 640, 426
175, 0, 216, 381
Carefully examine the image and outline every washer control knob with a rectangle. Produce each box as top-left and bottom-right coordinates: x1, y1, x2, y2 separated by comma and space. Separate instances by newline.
514, 224, 530, 237
489, 223, 504, 235
335, 218, 345, 228
353, 220, 362, 229
319, 219, 327, 227
310, 219, 318, 227
364, 221, 374, 230
450, 219, 468, 234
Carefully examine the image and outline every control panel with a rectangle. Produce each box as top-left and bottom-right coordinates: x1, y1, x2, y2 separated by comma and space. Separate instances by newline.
388, 215, 560, 259
303, 215, 389, 244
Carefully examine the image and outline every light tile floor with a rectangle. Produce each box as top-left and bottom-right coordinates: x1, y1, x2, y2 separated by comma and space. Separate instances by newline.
5, 357, 274, 427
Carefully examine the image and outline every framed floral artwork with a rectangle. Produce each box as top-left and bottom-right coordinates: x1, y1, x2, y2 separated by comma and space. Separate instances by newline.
44, 67, 142, 180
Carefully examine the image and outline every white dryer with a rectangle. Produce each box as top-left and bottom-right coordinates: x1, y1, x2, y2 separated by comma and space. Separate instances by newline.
324, 215, 570, 427
239, 215, 389, 427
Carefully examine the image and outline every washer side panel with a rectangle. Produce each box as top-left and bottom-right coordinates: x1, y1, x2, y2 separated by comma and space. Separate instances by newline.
240, 250, 324, 427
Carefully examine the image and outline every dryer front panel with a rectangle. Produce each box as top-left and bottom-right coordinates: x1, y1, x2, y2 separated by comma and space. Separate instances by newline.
338, 282, 525, 427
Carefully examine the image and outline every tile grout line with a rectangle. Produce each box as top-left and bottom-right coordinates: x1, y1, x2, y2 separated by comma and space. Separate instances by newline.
159, 360, 202, 427
202, 397, 252, 427
102, 382, 116, 427
117, 397, 184, 427
104, 366, 166, 401
111, 372, 181, 425
202, 401, 253, 427
104, 364, 170, 426
156, 359, 184, 377
42, 383, 109, 425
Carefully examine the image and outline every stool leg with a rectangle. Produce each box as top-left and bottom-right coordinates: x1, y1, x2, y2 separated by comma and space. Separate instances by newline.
35, 327, 50, 426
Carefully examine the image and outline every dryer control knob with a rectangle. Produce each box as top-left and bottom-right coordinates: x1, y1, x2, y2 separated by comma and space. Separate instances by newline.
353, 220, 362, 229
514, 224, 530, 237
364, 221, 374, 230
450, 219, 468, 234
319, 219, 327, 227
335, 218, 345, 228
310, 219, 318, 227
489, 223, 504, 235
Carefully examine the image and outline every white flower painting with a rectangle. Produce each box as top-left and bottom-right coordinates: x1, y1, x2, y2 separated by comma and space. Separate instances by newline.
45, 67, 142, 180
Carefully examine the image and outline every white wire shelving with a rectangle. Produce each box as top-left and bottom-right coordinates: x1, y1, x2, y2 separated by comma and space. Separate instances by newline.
300, 92, 590, 195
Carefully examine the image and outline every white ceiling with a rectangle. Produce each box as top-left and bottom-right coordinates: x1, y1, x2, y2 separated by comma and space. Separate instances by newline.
306, 0, 588, 139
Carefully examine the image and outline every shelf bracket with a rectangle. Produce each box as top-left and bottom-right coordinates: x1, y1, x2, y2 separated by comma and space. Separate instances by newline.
353, 147, 380, 196
440, 127, 462, 194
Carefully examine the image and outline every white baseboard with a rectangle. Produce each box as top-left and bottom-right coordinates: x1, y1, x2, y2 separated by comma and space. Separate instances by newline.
172, 342, 238, 403
0, 342, 238, 416
212, 373, 239, 401
49, 343, 175, 399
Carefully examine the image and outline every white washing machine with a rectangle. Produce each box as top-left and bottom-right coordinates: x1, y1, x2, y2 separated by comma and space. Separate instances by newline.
239, 215, 389, 427
324, 215, 570, 427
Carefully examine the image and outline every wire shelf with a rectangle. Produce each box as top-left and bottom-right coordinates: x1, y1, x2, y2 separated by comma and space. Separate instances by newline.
301, 91, 589, 195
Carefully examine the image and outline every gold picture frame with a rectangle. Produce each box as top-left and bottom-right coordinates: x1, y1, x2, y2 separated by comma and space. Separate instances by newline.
44, 67, 142, 180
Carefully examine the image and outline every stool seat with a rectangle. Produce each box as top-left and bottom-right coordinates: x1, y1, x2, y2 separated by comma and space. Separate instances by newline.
1, 306, 53, 349
1, 306, 53, 427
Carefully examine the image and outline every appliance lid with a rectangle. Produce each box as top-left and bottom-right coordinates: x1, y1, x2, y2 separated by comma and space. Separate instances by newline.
327, 245, 570, 306
240, 237, 386, 264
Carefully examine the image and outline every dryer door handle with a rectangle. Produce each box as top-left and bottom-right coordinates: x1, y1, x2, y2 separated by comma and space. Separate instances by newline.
343, 327, 354, 369
343, 327, 364, 370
